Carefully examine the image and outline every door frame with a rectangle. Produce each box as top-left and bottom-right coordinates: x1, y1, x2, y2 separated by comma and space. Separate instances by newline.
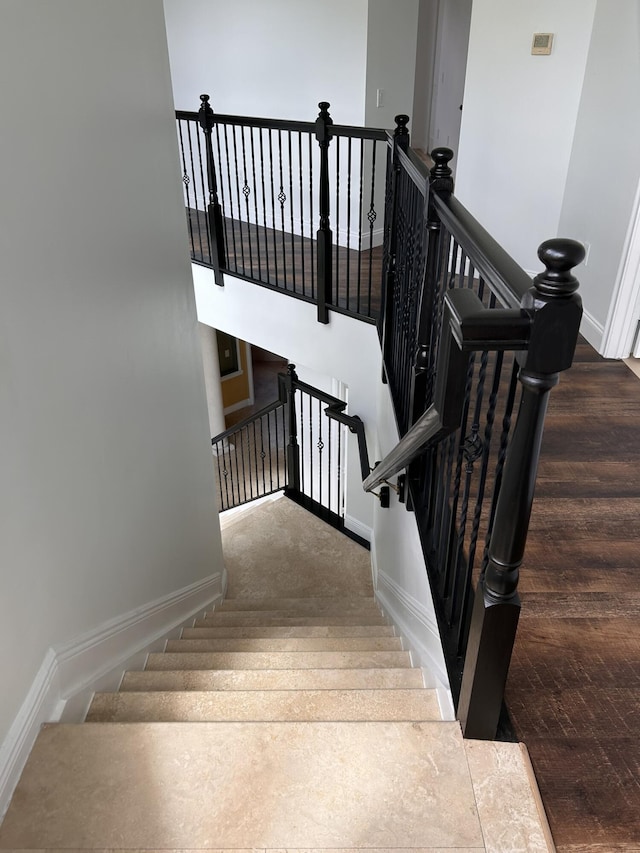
601, 177, 640, 358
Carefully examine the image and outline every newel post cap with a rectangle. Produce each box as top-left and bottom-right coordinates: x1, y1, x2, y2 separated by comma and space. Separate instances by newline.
533, 238, 585, 297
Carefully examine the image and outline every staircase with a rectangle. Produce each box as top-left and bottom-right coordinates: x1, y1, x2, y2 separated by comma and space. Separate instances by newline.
0, 497, 554, 851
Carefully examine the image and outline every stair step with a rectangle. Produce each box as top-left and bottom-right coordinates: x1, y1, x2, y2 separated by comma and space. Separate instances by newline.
86, 688, 441, 722
217, 596, 380, 614
182, 624, 395, 638
0, 721, 483, 849
145, 650, 411, 671
197, 612, 388, 627
120, 667, 425, 691
168, 636, 403, 653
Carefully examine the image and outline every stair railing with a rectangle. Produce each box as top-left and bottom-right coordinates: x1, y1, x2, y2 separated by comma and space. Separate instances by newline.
371, 123, 584, 739
211, 365, 371, 544
176, 97, 388, 324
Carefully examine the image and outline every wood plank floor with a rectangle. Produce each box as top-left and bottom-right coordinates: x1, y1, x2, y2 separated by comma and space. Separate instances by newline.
506, 339, 640, 852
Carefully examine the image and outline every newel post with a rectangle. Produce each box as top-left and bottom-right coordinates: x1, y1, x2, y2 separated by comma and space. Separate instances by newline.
458, 239, 584, 740
380, 115, 410, 371
315, 102, 334, 324
284, 364, 301, 495
411, 147, 455, 423
198, 94, 227, 286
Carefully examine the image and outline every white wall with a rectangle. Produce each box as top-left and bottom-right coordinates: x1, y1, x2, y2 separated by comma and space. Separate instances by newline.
364, 0, 420, 129
411, 0, 439, 151
193, 267, 381, 539
0, 0, 223, 770
558, 0, 640, 349
455, 0, 597, 274
163, 0, 369, 123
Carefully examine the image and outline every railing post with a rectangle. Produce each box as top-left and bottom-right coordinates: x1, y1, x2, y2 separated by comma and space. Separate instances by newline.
457, 238, 585, 740
315, 102, 334, 324
198, 94, 227, 286
284, 363, 301, 495
380, 115, 410, 373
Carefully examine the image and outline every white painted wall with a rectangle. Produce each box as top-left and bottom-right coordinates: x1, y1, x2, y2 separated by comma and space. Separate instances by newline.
193, 267, 381, 538
364, 0, 420, 129
455, 0, 597, 274
558, 0, 640, 351
163, 0, 369, 123
0, 0, 223, 773
428, 0, 472, 157
411, 0, 439, 151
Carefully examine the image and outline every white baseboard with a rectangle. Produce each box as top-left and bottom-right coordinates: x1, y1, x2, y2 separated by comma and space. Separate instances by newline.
580, 308, 605, 354
0, 569, 226, 820
344, 513, 372, 544
373, 561, 453, 718
223, 396, 254, 416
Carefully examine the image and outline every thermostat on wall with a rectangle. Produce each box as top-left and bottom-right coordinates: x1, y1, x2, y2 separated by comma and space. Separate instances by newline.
532, 33, 553, 55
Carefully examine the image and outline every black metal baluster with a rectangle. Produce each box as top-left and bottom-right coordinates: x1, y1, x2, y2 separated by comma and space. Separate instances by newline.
307, 133, 316, 299
298, 132, 307, 298
277, 129, 288, 291
346, 137, 353, 312
252, 420, 260, 497
240, 126, 254, 279
222, 123, 238, 273
357, 138, 364, 315
231, 124, 245, 275
318, 398, 324, 506
288, 131, 297, 294
335, 136, 340, 309
299, 389, 305, 493
267, 411, 274, 492
367, 139, 378, 316
249, 128, 262, 281
186, 121, 204, 262
194, 126, 213, 263
285, 365, 300, 495
328, 410, 333, 513
258, 128, 270, 284
268, 129, 279, 287
259, 417, 267, 495
178, 120, 197, 262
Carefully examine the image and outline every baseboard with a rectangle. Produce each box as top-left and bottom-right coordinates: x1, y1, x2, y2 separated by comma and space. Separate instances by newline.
344, 513, 372, 545
373, 562, 453, 717
223, 396, 254, 416
0, 569, 226, 820
580, 308, 605, 354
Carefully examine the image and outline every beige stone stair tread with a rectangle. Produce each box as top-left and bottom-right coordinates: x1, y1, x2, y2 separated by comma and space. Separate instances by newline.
217, 597, 380, 613
86, 688, 441, 722
120, 667, 425, 692
167, 636, 403, 653
145, 650, 411, 671
182, 624, 395, 638
198, 612, 389, 627
0, 721, 483, 849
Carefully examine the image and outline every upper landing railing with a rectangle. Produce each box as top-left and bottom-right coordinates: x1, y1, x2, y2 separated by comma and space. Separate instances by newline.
184, 98, 585, 741
176, 95, 387, 323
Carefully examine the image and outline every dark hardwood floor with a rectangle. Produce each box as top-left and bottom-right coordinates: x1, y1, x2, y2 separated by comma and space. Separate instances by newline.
506, 339, 640, 852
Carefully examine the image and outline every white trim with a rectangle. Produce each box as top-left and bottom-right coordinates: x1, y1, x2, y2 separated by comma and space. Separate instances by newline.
344, 513, 372, 544
223, 396, 253, 415
601, 179, 640, 358
373, 563, 453, 718
579, 307, 605, 353
0, 570, 226, 820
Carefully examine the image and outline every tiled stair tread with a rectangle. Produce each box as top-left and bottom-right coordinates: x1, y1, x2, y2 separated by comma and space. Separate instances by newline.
167, 636, 403, 652
198, 613, 389, 627
145, 650, 412, 671
120, 667, 425, 691
86, 688, 441, 722
182, 624, 396, 638
217, 597, 381, 613
0, 721, 484, 849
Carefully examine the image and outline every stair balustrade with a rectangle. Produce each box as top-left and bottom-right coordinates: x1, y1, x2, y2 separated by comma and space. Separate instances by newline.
181, 100, 584, 741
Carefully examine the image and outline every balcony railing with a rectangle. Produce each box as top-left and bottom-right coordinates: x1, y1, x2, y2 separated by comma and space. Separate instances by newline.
183, 99, 584, 740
